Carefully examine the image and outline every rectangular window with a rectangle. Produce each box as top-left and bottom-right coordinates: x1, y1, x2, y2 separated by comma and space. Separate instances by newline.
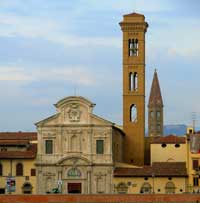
45, 140, 53, 154
96, 140, 104, 154
193, 177, 199, 186
193, 160, 199, 170
31, 168, 36, 176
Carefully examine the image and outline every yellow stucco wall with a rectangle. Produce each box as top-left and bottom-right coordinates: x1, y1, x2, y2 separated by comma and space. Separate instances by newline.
151, 143, 187, 164
0, 159, 36, 194
114, 177, 187, 194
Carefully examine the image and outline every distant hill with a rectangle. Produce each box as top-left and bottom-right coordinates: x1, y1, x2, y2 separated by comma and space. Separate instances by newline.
164, 124, 187, 136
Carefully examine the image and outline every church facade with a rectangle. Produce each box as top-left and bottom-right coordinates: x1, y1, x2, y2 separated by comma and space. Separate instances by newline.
35, 96, 124, 194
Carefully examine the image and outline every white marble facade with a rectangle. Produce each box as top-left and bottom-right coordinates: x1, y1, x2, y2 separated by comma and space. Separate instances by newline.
35, 96, 123, 194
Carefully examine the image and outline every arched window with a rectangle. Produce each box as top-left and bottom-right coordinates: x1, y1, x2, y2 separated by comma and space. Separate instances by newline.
16, 163, 23, 176
67, 168, 81, 177
129, 72, 138, 91
116, 182, 128, 194
141, 182, 152, 194
22, 182, 32, 194
156, 111, 161, 120
165, 181, 175, 194
130, 104, 137, 122
129, 72, 133, 91
0, 164, 2, 176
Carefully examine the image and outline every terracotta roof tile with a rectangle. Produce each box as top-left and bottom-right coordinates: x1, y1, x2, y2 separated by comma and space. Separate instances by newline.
114, 162, 187, 177
0, 144, 37, 159
124, 12, 145, 17
151, 135, 185, 144
0, 140, 29, 145
0, 132, 37, 140
152, 162, 187, 177
114, 166, 153, 177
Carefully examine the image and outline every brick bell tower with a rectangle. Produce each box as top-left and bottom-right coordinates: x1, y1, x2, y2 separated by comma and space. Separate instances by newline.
119, 13, 148, 165
148, 69, 164, 137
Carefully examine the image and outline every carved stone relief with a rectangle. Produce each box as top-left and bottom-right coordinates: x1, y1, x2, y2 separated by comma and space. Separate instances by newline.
96, 172, 106, 193
67, 103, 82, 122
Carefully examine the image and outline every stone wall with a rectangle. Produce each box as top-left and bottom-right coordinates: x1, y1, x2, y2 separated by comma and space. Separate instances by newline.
0, 194, 200, 203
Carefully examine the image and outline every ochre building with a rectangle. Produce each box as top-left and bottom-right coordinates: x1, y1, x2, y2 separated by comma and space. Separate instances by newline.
0, 132, 37, 194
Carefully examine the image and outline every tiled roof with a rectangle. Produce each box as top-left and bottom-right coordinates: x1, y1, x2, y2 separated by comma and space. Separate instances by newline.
148, 70, 163, 107
114, 162, 187, 177
152, 162, 187, 176
0, 144, 37, 159
0, 140, 29, 145
151, 135, 185, 144
114, 166, 153, 177
124, 12, 144, 17
0, 132, 37, 140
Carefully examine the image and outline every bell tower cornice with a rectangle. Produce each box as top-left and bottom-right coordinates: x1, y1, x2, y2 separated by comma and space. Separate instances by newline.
119, 22, 148, 32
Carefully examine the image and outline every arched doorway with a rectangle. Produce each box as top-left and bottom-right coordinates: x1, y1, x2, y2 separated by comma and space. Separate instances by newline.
22, 182, 32, 194
165, 181, 175, 194
141, 182, 152, 194
116, 182, 128, 194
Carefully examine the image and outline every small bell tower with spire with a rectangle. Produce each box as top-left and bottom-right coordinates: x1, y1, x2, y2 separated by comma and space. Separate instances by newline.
148, 70, 164, 137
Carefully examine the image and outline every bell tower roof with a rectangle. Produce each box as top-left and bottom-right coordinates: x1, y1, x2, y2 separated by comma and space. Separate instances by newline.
123, 12, 145, 18
148, 70, 163, 107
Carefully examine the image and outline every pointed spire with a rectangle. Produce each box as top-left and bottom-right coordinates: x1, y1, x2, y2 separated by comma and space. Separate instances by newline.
148, 69, 163, 107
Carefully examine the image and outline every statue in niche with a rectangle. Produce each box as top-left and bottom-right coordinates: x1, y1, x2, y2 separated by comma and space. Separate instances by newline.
67, 103, 81, 122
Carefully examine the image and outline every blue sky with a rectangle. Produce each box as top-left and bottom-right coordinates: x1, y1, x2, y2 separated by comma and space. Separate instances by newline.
0, 0, 200, 131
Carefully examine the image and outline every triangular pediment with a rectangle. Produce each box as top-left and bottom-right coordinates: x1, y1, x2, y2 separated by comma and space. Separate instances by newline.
91, 114, 113, 125
35, 96, 114, 127
35, 113, 60, 126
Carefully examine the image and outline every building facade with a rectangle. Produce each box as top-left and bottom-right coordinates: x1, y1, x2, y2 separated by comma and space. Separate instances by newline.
187, 131, 200, 192
120, 13, 148, 166
35, 96, 124, 194
0, 132, 37, 194
114, 162, 187, 194
114, 135, 188, 194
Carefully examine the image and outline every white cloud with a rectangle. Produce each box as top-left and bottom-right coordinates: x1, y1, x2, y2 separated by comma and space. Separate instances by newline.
0, 67, 34, 81
0, 65, 96, 86
44, 68, 96, 86
51, 34, 121, 48
0, 12, 121, 48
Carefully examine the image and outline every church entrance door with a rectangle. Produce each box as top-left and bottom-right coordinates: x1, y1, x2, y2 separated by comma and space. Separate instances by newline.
68, 183, 81, 194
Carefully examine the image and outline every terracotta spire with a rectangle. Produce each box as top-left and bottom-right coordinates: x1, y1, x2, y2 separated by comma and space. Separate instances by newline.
148, 69, 163, 107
